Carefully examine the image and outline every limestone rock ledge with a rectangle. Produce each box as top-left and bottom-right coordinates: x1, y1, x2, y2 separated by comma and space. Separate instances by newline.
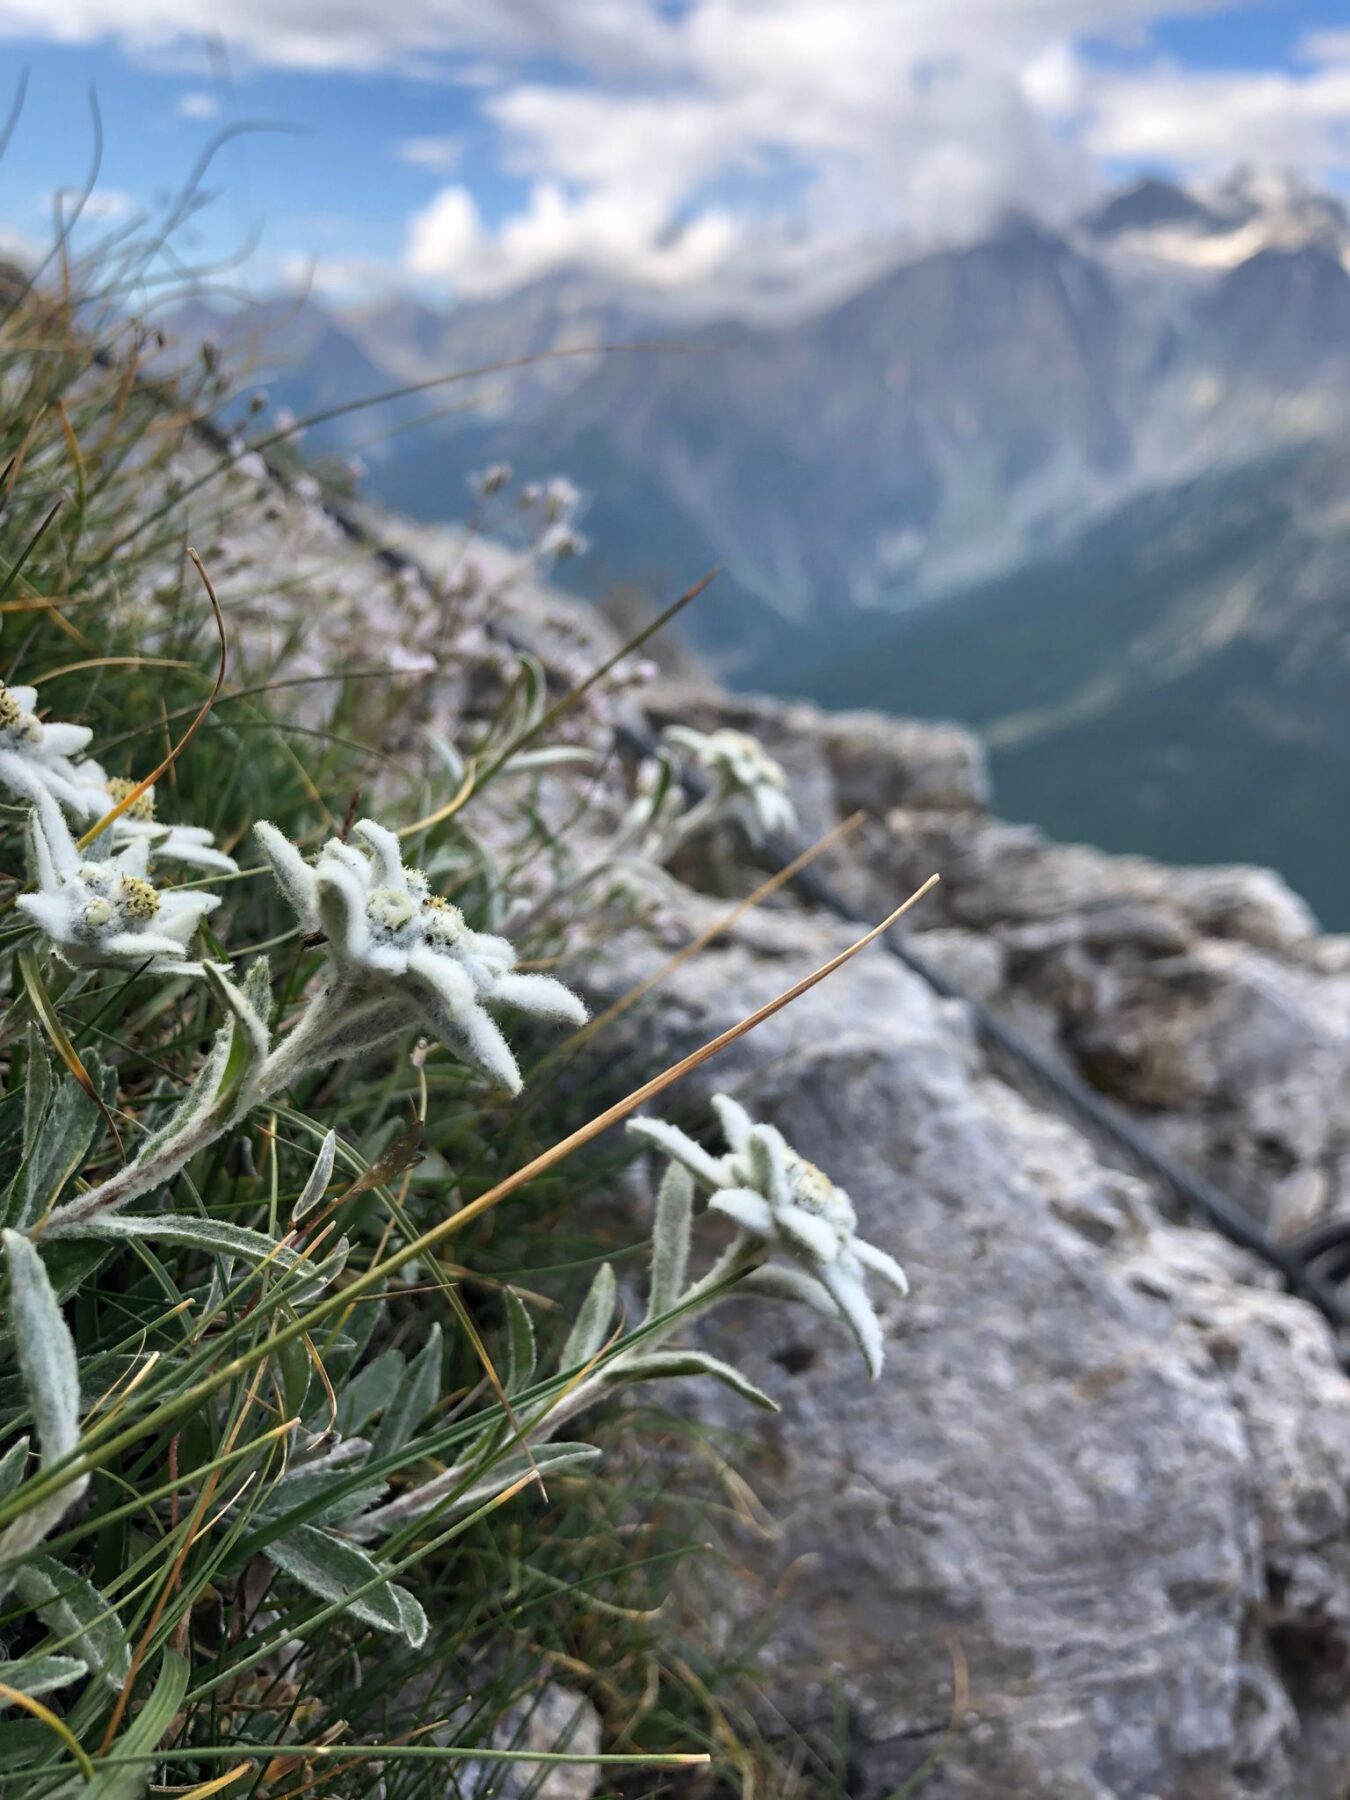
642, 684, 1350, 1242
586, 691, 1350, 1799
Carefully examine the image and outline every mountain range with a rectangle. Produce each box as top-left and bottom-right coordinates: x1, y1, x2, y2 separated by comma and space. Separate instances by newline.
167, 170, 1350, 923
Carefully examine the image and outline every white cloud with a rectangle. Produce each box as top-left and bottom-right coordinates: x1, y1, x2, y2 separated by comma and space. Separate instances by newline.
408, 179, 740, 295
176, 89, 221, 119
1080, 53, 1350, 178
1299, 31, 1350, 69
396, 134, 463, 172
403, 3, 1136, 307
280, 252, 395, 297
6, 0, 1350, 309
406, 187, 481, 276
0, 0, 675, 76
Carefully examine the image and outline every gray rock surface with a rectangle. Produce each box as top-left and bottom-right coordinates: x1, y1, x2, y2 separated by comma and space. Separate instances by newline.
455, 1683, 602, 1800
584, 890, 1350, 1799
649, 689, 1350, 1241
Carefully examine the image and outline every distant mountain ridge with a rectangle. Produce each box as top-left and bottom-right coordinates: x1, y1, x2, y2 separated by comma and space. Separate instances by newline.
164, 171, 1350, 920
166, 171, 1350, 671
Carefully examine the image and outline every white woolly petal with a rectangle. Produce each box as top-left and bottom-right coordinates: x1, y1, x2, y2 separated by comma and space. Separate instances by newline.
153, 838, 238, 874
40, 767, 105, 814
406, 954, 522, 1092
818, 1261, 885, 1380
489, 970, 587, 1025
758, 791, 797, 837
710, 1093, 755, 1154
439, 999, 522, 1093
465, 930, 517, 971
157, 893, 219, 941
114, 838, 152, 879
663, 726, 707, 758
0, 749, 44, 805
738, 1263, 838, 1316
625, 1116, 730, 1191
351, 819, 405, 887
364, 943, 410, 974
853, 1238, 910, 1296
255, 822, 320, 928
9, 686, 38, 712
158, 887, 219, 916
707, 1187, 776, 1238
748, 1124, 794, 1210
457, 951, 500, 995
71, 787, 111, 821
777, 1204, 842, 1265
17, 892, 74, 937
125, 823, 238, 875
316, 862, 374, 965
101, 930, 189, 961
318, 839, 370, 880
406, 944, 476, 1008
27, 790, 78, 884
38, 723, 94, 758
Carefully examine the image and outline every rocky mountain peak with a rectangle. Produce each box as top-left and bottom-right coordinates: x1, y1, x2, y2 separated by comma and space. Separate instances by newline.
1083, 175, 1222, 238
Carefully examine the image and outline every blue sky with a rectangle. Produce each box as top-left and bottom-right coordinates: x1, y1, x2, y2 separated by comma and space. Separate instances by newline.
1, 2, 1348, 314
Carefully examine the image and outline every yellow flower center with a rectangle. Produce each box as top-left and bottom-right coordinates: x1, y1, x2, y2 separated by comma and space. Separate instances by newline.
118, 876, 161, 920
0, 685, 41, 745
422, 894, 467, 944
784, 1151, 855, 1237
78, 862, 117, 895
107, 777, 157, 822
367, 886, 417, 935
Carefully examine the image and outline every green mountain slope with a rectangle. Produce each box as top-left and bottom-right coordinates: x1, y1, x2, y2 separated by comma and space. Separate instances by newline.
798, 447, 1350, 925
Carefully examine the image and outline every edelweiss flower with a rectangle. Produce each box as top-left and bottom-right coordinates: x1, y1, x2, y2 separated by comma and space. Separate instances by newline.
519, 475, 580, 525
255, 817, 586, 1092
0, 683, 105, 819
663, 726, 796, 843
628, 1094, 908, 1378
18, 795, 221, 975
102, 779, 239, 875
468, 463, 513, 499
538, 522, 589, 562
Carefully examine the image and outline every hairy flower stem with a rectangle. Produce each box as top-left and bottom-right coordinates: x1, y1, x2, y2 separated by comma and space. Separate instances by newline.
655, 791, 719, 862
41, 982, 390, 1234
357, 1241, 769, 1538
547, 1237, 764, 1429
